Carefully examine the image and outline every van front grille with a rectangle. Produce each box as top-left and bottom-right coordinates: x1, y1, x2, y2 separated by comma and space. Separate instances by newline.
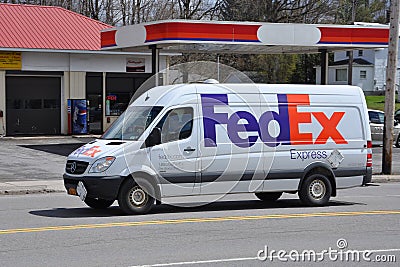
65, 160, 89, 174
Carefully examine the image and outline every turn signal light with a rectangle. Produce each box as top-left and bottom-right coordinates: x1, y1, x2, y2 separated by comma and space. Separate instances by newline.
366, 140, 372, 167
367, 140, 372, 148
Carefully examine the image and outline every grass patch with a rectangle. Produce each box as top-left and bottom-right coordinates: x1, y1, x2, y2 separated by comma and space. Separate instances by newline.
365, 95, 400, 111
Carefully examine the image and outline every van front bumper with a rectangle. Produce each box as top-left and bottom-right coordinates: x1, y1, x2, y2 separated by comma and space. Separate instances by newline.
362, 167, 373, 185
63, 174, 123, 200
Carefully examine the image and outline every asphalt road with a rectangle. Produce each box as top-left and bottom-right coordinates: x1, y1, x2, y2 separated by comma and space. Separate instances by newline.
0, 183, 399, 266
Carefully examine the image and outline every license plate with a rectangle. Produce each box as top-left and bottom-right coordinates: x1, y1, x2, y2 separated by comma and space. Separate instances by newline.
76, 181, 87, 201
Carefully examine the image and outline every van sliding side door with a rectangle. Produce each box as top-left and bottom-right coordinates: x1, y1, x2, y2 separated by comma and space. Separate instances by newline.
199, 92, 264, 195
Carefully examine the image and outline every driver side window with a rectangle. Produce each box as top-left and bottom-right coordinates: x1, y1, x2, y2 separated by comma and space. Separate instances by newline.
157, 107, 193, 143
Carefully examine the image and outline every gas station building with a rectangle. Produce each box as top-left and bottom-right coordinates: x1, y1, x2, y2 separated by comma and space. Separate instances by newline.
0, 3, 170, 136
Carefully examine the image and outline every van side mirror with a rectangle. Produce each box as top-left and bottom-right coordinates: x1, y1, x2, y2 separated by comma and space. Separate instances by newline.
145, 127, 161, 147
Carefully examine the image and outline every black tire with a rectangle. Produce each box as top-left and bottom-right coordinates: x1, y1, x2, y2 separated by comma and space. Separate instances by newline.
255, 192, 282, 202
395, 134, 400, 148
84, 197, 114, 209
118, 178, 155, 215
299, 174, 332, 206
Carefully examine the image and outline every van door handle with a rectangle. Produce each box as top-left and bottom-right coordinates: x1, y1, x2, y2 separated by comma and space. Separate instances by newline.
184, 147, 196, 152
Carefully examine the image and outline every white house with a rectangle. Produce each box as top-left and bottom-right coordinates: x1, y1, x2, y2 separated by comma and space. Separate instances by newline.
316, 45, 400, 93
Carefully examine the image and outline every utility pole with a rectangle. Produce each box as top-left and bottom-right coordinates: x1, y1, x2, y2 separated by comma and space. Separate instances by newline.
348, 0, 356, 86
382, 0, 399, 174
348, 51, 353, 85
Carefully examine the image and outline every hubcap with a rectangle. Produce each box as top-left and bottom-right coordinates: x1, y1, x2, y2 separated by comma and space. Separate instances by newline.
129, 186, 147, 206
309, 179, 326, 200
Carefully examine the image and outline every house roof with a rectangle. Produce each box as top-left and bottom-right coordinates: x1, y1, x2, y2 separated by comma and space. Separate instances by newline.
0, 3, 111, 51
331, 58, 373, 66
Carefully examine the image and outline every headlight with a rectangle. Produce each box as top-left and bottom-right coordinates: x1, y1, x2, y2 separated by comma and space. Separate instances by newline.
89, 156, 115, 173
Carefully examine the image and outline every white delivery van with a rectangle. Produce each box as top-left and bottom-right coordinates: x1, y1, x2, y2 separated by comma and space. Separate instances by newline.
64, 83, 372, 214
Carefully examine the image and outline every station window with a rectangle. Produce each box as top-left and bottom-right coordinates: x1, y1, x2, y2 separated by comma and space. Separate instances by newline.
358, 50, 363, 57
105, 93, 130, 116
105, 74, 150, 116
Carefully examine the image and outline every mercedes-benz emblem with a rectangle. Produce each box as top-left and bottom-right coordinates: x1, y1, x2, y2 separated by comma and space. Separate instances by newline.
70, 162, 77, 173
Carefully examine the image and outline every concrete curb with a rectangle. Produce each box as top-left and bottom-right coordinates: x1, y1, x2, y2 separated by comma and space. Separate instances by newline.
0, 135, 100, 140
0, 180, 65, 195
0, 175, 400, 195
371, 175, 400, 183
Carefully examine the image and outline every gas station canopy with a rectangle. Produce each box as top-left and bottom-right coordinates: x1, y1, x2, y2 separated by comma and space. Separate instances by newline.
101, 20, 389, 54
100, 20, 390, 84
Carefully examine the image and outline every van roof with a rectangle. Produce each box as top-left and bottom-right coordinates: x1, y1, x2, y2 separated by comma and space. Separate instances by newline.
131, 83, 363, 107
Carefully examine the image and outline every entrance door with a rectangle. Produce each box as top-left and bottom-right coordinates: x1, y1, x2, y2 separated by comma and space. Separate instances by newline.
87, 94, 102, 134
86, 73, 103, 134
149, 105, 200, 197
6, 76, 61, 135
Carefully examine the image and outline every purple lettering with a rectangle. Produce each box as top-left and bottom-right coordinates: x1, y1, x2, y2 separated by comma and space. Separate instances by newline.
258, 94, 291, 147
201, 94, 228, 147
227, 111, 259, 148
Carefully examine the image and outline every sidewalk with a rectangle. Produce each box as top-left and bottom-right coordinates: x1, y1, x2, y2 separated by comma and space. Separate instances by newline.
0, 135, 94, 182
1, 175, 399, 195
0, 180, 65, 195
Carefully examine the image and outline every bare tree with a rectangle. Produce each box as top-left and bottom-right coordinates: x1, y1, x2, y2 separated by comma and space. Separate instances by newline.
220, 0, 333, 23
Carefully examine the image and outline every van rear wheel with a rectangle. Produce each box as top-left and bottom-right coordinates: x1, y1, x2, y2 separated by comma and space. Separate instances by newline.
299, 174, 332, 206
118, 178, 155, 215
255, 192, 282, 202
84, 197, 114, 209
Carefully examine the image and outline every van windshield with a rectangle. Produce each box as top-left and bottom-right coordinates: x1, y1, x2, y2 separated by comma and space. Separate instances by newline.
101, 106, 163, 140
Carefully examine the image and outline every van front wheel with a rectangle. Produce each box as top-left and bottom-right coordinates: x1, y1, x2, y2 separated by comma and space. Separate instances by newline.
118, 178, 155, 215
255, 192, 282, 202
299, 174, 332, 206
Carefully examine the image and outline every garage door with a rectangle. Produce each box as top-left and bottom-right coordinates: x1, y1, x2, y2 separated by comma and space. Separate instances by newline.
6, 76, 61, 135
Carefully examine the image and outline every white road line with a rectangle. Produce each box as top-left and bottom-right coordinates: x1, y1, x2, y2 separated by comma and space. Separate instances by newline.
131, 256, 257, 267
131, 248, 400, 267
339, 195, 400, 198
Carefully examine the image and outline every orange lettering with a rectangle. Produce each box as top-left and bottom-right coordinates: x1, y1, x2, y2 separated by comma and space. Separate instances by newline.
313, 112, 347, 144
286, 94, 313, 145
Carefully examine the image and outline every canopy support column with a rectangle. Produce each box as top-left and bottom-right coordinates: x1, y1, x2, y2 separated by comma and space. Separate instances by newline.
150, 44, 160, 86
320, 49, 328, 85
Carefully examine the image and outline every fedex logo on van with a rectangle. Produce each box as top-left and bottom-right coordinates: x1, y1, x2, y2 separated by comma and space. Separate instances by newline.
201, 94, 347, 148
